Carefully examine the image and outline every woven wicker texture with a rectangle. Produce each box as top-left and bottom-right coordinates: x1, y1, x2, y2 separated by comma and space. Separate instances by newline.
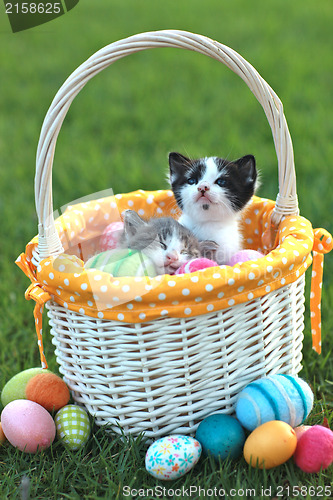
16, 31, 333, 436
47, 276, 305, 437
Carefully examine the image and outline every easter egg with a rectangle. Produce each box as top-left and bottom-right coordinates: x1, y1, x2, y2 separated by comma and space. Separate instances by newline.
294, 425, 311, 440
145, 435, 201, 480
1, 399, 56, 453
235, 374, 313, 431
85, 248, 157, 277
100, 221, 124, 251
228, 249, 264, 266
293, 425, 333, 473
175, 258, 218, 275
244, 420, 297, 469
0, 423, 7, 445
55, 405, 91, 450
195, 414, 245, 460
1, 367, 51, 407
25, 372, 70, 412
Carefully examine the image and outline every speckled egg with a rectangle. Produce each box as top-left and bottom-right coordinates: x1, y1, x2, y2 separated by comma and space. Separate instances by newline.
145, 435, 202, 480
1, 399, 56, 453
195, 414, 245, 461
55, 405, 91, 450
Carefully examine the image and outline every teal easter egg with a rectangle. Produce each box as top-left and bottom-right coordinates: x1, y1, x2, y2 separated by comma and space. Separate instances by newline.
145, 435, 202, 480
85, 248, 157, 277
195, 414, 245, 460
235, 374, 314, 431
1, 367, 51, 407
55, 405, 91, 450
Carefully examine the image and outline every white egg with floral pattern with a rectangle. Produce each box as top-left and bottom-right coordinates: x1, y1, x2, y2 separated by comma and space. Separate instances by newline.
145, 435, 202, 480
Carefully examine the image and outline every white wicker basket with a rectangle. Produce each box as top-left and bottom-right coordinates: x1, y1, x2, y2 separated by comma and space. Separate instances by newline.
33, 31, 307, 438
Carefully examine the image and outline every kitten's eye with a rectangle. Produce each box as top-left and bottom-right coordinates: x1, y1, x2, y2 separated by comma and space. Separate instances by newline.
180, 249, 188, 255
187, 177, 196, 185
160, 242, 167, 250
215, 178, 226, 188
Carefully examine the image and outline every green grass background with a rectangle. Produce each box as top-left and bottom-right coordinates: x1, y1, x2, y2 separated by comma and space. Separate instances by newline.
0, 0, 332, 498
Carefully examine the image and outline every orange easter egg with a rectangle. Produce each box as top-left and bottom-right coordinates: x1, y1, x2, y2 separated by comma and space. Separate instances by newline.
0, 422, 7, 445
244, 421, 297, 469
26, 373, 70, 412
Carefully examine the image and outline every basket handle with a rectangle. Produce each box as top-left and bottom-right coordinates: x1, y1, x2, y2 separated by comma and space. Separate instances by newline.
34, 30, 298, 262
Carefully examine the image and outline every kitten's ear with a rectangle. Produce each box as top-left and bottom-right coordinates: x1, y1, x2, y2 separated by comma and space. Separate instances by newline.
168, 152, 192, 179
199, 240, 219, 261
123, 210, 146, 237
236, 155, 257, 185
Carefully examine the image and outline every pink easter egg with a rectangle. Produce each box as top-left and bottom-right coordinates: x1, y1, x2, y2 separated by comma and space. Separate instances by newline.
1, 399, 56, 453
175, 258, 218, 275
100, 221, 124, 251
228, 249, 264, 266
293, 425, 333, 473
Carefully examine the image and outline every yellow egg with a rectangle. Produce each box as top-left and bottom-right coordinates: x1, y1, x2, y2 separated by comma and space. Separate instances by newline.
244, 421, 297, 469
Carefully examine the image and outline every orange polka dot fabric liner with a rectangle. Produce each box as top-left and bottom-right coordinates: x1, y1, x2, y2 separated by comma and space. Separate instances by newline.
310, 229, 333, 354
16, 253, 50, 368
16, 190, 332, 364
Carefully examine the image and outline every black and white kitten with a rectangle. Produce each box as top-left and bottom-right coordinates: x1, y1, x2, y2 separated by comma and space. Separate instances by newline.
120, 210, 217, 275
168, 152, 257, 264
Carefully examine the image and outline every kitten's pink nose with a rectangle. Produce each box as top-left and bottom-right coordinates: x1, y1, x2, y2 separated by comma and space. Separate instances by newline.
198, 182, 210, 193
165, 251, 179, 263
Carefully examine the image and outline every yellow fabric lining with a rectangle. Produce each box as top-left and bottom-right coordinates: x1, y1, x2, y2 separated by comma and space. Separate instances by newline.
16, 190, 332, 365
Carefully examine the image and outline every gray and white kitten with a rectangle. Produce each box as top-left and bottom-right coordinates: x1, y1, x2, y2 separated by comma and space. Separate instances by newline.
120, 210, 217, 275
168, 152, 257, 264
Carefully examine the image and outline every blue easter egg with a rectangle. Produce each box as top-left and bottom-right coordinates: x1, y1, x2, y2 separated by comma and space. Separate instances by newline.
195, 414, 245, 460
235, 374, 314, 432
